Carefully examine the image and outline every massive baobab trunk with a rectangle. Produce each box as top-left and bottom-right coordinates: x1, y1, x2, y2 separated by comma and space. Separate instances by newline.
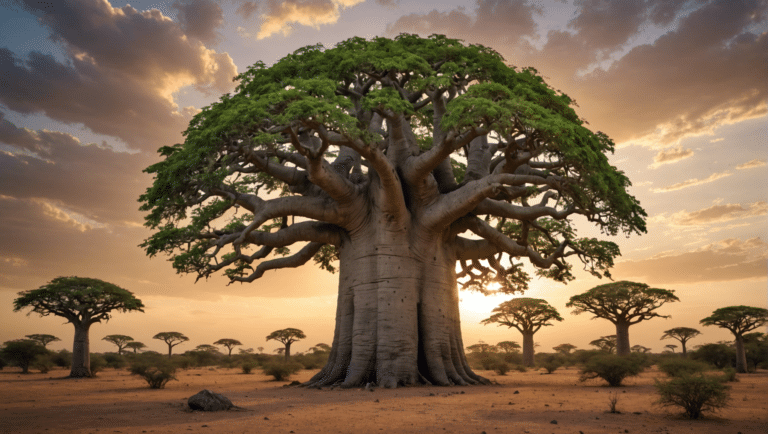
70, 323, 92, 378
615, 320, 631, 356
522, 332, 535, 367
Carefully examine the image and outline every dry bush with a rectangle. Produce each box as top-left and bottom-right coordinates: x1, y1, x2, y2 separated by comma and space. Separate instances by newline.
655, 374, 730, 419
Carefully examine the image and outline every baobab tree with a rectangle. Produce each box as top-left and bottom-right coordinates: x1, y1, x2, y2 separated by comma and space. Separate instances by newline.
126, 341, 147, 353
567, 281, 678, 355
13, 277, 144, 377
214, 338, 243, 357
661, 327, 700, 357
482, 298, 563, 366
266, 328, 305, 359
700, 306, 768, 373
139, 35, 646, 388
153, 332, 189, 358
102, 335, 134, 354
553, 343, 577, 354
25, 334, 60, 348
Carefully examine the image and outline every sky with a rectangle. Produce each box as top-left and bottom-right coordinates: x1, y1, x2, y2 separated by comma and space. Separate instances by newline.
0, 0, 766, 357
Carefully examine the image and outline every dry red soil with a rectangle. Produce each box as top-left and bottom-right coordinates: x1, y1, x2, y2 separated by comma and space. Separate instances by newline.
2, 366, 766, 433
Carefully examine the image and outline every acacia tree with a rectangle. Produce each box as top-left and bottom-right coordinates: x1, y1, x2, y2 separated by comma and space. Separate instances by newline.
566, 281, 678, 356
126, 341, 147, 353
102, 335, 134, 354
0, 340, 49, 374
553, 343, 577, 354
13, 277, 144, 377
266, 328, 305, 359
139, 35, 646, 388
661, 327, 700, 357
700, 306, 768, 373
213, 338, 243, 357
590, 335, 617, 354
25, 334, 60, 348
631, 345, 651, 353
153, 332, 189, 358
481, 298, 562, 366
496, 341, 521, 354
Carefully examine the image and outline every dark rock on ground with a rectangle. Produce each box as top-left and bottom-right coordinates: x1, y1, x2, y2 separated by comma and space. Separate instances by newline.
188, 389, 234, 411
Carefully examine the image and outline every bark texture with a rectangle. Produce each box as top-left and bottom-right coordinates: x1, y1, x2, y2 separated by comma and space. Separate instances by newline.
70, 323, 92, 378
522, 332, 535, 367
615, 321, 631, 356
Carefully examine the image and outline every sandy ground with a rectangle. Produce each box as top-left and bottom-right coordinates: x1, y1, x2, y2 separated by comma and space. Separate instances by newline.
1, 365, 766, 434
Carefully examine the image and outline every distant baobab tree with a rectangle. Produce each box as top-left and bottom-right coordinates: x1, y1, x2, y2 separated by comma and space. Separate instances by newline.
213, 338, 243, 357
553, 343, 577, 354
701, 306, 768, 373
25, 334, 60, 348
496, 341, 521, 354
567, 281, 678, 355
126, 341, 147, 353
102, 335, 134, 354
267, 328, 305, 360
139, 35, 646, 388
13, 276, 144, 377
631, 345, 651, 353
153, 332, 189, 358
664, 344, 677, 353
482, 298, 563, 366
660, 327, 700, 357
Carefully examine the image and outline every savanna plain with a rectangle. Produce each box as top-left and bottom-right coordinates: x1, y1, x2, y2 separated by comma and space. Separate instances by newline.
2, 365, 766, 434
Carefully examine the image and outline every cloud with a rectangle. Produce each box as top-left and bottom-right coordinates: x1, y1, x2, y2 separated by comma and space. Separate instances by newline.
386, 0, 768, 148
251, 0, 366, 40
173, 0, 224, 45
613, 237, 768, 284
668, 201, 767, 226
652, 171, 732, 192
236, 1, 259, 20
736, 158, 767, 170
649, 147, 694, 168
0, 0, 237, 152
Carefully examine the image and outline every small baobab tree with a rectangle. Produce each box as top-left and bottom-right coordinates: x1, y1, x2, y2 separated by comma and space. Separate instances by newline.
102, 335, 134, 354
153, 332, 189, 358
700, 306, 768, 373
266, 328, 305, 360
213, 338, 243, 357
661, 327, 700, 357
566, 281, 678, 355
25, 334, 60, 348
481, 298, 563, 366
13, 276, 144, 377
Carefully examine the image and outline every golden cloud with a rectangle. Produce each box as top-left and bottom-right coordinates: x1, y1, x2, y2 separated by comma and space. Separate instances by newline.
254, 0, 365, 40
649, 147, 694, 168
736, 159, 767, 170
668, 201, 767, 226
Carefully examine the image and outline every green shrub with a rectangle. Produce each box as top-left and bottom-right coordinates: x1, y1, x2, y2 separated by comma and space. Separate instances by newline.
172, 355, 194, 370
51, 350, 72, 368
293, 352, 329, 370
102, 353, 127, 369
241, 361, 258, 374
658, 358, 710, 378
89, 353, 107, 375
33, 353, 55, 373
262, 360, 303, 381
579, 354, 645, 387
512, 364, 528, 372
655, 374, 730, 419
490, 360, 510, 375
537, 354, 564, 374
691, 343, 735, 369
0, 340, 49, 373
719, 367, 738, 382
130, 358, 178, 389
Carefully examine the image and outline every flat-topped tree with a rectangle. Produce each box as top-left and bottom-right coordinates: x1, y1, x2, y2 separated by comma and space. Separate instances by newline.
13, 277, 144, 377
266, 328, 305, 360
553, 343, 577, 354
25, 334, 60, 348
661, 327, 700, 357
0, 340, 49, 374
153, 332, 188, 358
139, 34, 646, 388
213, 339, 243, 357
631, 345, 651, 353
496, 341, 521, 354
590, 335, 617, 353
102, 335, 134, 354
567, 281, 678, 355
701, 306, 768, 373
126, 341, 147, 353
482, 298, 563, 366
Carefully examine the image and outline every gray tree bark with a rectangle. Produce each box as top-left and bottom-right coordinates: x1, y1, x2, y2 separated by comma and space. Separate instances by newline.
522, 332, 535, 367
70, 323, 92, 377
615, 321, 631, 356
735, 335, 747, 373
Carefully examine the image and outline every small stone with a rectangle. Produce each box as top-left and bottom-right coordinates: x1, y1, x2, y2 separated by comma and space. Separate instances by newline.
513, 390, 519, 394
264, 417, 269, 420
201, 425, 207, 428
550, 420, 557, 425
429, 393, 436, 396
460, 391, 465, 394
187, 390, 234, 412
374, 399, 380, 403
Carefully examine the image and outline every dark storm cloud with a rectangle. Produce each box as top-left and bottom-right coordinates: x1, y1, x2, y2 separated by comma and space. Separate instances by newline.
0, 112, 154, 226
386, 0, 768, 146
613, 237, 768, 284
173, 0, 225, 45
0, 0, 237, 152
